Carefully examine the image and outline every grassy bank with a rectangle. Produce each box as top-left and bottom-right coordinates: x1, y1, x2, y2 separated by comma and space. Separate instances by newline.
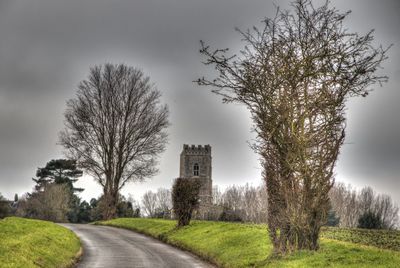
0, 217, 81, 268
97, 218, 400, 268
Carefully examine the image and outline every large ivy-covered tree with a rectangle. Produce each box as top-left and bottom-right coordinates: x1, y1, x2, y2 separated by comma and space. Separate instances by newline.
60, 63, 169, 220
197, 0, 390, 254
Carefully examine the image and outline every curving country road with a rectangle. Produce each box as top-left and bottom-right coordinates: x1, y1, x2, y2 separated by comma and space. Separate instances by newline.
61, 224, 214, 268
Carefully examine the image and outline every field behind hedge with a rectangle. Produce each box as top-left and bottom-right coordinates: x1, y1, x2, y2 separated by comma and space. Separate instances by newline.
98, 218, 400, 268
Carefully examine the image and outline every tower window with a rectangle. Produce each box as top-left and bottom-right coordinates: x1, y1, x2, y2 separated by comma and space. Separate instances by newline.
193, 163, 199, 176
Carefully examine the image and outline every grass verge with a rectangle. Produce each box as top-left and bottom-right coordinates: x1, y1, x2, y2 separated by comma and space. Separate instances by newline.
97, 218, 400, 268
0, 217, 81, 268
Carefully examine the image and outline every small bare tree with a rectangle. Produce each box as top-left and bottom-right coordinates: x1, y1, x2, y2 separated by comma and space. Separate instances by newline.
17, 184, 71, 222
141, 190, 158, 217
375, 194, 399, 229
155, 188, 172, 218
329, 183, 399, 229
198, 0, 390, 253
60, 63, 169, 219
215, 184, 268, 223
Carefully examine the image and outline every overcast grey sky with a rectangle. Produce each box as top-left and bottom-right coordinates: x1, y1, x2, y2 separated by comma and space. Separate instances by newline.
0, 0, 399, 205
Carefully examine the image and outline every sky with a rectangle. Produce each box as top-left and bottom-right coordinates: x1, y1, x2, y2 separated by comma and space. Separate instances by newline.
0, 0, 399, 206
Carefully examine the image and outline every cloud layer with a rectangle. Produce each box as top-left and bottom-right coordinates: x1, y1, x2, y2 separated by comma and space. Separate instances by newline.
0, 0, 399, 205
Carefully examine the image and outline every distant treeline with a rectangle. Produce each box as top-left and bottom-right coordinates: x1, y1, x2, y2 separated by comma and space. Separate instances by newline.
1, 181, 398, 229
138, 182, 399, 230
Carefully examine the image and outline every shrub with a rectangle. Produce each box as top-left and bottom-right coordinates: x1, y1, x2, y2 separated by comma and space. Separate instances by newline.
358, 211, 383, 229
0, 193, 10, 219
218, 206, 243, 222
326, 209, 340, 227
16, 184, 71, 222
172, 178, 201, 227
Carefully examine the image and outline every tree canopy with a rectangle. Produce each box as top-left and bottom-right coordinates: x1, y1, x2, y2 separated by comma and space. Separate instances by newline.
33, 159, 83, 193
60, 63, 169, 219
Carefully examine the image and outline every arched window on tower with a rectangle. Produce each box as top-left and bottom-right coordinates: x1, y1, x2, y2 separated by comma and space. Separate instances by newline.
193, 163, 199, 176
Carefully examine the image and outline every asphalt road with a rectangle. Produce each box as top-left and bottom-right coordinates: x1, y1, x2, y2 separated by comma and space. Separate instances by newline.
61, 224, 214, 268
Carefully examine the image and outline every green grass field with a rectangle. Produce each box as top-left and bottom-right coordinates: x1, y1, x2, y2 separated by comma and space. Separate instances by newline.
97, 218, 400, 268
0, 217, 81, 268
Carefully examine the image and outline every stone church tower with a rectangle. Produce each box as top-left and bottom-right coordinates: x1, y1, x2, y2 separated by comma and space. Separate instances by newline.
179, 144, 212, 217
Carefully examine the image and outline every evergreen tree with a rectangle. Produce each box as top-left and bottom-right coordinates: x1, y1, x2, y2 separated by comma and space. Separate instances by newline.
358, 211, 383, 229
33, 159, 83, 193
326, 209, 340, 227
32, 159, 84, 222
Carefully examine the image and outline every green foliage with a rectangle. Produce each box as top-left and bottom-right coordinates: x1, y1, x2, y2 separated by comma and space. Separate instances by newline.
77, 200, 91, 223
358, 211, 383, 229
80, 195, 139, 222
98, 218, 400, 268
0, 217, 80, 267
33, 159, 83, 193
30, 159, 84, 223
172, 178, 202, 226
218, 206, 243, 222
321, 226, 400, 251
0, 193, 10, 219
326, 209, 340, 227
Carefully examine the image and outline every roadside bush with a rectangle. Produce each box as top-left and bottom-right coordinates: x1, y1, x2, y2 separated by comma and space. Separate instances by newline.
218, 206, 243, 222
172, 178, 201, 227
0, 193, 10, 219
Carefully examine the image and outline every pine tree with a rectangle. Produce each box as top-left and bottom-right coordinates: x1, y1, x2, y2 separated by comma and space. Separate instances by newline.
33, 159, 83, 193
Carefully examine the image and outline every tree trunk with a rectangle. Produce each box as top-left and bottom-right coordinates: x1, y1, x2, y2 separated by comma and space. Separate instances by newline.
103, 189, 118, 220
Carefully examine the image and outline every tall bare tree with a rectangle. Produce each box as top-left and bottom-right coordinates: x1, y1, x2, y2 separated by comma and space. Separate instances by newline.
60, 63, 169, 219
197, 0, 390, 253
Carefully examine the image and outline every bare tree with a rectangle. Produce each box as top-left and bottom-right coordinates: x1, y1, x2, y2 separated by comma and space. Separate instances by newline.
359, 187, 375, 213
375, 194, 399, 229
215, 184, 268, 223
155, 188, 172, 218
212, 185, 223, 205
329, 183, 399, 229
16, 184, 71, 222
60, 63, 169, 219
141, 191, 158, 217
222, 186, 243, 213
257, 184, 269, 223
198, 0, 390, 253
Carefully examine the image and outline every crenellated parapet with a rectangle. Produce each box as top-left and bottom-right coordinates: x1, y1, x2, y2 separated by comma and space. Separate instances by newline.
182, 144, 211, 155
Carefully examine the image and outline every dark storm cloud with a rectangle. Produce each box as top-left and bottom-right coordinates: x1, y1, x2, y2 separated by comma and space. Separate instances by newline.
0, 0, 399, 205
